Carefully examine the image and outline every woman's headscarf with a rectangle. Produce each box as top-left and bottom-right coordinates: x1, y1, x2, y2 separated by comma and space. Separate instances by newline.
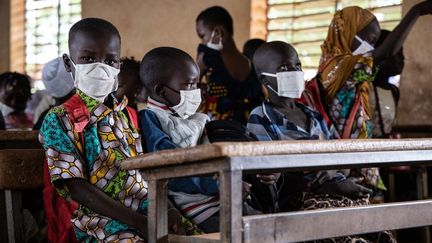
319, 6, 376, 104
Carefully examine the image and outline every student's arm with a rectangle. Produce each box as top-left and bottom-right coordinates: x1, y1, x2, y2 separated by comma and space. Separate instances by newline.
64, 178, 148, 237
373, 1, 432, 63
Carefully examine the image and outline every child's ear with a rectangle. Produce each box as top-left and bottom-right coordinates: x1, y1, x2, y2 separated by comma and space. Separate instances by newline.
62, 54, 72, 73
214, 26, 224, 40
154, 84, 165, 98
258, 74, 268, 85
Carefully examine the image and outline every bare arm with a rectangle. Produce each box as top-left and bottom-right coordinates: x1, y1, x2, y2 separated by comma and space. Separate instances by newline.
373, 1, 432, 63
64, 178, 148, 238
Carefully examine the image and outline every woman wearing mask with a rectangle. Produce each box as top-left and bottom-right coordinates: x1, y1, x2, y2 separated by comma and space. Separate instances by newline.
314, 2, 432, 195
196, 6, 263, 125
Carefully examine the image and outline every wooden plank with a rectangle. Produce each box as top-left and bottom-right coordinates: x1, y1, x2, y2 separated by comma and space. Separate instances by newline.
142, 158, 228, 181
165, 233, 220, 243
0, 149, 45, 190
5, 190, 23, 243
228, 150, 432, 172
0, 131, 41, 149
147, 179, 169, 243
242, 200, 432, 243
219, 170, 242, 243
122, 139, 432, 171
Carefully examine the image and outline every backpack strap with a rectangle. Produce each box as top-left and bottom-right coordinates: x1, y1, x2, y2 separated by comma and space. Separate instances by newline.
63, 94, 90, 133
62, 94, 90, 148
124, 106, 139, 131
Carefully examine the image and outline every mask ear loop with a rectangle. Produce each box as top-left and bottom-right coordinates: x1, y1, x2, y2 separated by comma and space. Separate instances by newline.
261, 73, 279, 96
161, 85, 182, 117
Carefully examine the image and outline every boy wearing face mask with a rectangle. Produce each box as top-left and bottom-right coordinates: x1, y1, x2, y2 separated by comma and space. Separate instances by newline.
139, 47, 258, 233
249, 41, 396, 241
39, 18, 184, 242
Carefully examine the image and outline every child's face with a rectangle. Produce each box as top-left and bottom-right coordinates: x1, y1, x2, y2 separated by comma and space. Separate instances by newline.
161, 61, 200, 106
0, 80, 31, 111
64, 30, 121, 78
196, 20, 212, 45
351, 18, 381, 51
117, 67, 141, 104
259, 48, 302, 102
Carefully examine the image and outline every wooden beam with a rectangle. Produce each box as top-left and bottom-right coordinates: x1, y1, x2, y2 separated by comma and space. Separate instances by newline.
242, 200, 432, 243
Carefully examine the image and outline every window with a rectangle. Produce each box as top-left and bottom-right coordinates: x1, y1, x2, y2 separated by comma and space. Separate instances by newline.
266, 0, 402, 80
25, 0, 81, 88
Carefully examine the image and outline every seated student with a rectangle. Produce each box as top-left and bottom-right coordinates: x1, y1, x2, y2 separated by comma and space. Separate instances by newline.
0, 72, 33, 130
115, 57, 143, 110
39, 18, 183, 242
33, 57, 75, 130
249, 41, 395, 242
196, 6, 263, 124
139, 47, 256, 233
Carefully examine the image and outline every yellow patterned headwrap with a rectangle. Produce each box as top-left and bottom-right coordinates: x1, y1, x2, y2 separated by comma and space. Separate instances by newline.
319, 6, 376, 103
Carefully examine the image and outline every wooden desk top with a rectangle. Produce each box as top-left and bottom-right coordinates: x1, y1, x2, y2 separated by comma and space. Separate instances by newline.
0, 130, 41, 149
122, 138, 432, 170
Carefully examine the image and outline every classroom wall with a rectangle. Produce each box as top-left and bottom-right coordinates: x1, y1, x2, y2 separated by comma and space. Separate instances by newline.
0, 0, 10, 73
397, 0, 432, 126
81, 0, 251, 61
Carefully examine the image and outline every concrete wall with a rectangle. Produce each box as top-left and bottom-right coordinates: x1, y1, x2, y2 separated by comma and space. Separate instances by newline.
397, 0, 432, 126
82, 0, 251, 61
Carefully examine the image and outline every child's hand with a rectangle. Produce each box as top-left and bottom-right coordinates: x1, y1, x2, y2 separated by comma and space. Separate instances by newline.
168, 208, 186, 235
256, 173, 281, 185
413, 1, 432, 16
242, 181, 252, 200
313, 178, 372, 199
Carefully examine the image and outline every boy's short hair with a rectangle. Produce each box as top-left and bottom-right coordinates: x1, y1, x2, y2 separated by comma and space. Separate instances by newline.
252, 41, 298, 76
68, 18, 121, 49
139, 47, 195, 94
196, 6, 233, 35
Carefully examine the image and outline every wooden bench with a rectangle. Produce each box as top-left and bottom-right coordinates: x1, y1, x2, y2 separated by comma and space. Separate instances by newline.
122, 138, 432, 243
0, 131, 45, 243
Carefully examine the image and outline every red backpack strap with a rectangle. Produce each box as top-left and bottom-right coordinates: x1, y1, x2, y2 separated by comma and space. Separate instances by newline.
62, 94, 90, 133
62, 94, 90, 149
125, 106, 139, 131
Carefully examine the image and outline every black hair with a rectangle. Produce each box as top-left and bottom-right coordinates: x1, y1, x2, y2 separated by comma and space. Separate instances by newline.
68, 18, 121, 49
196, 6, 233, 35
243, 38, 266, 60
120, 56, 140, 74
139, 47, 195, 94
252, 41, 298, 76
0, 72, 31, 91
0, 72, 32, 111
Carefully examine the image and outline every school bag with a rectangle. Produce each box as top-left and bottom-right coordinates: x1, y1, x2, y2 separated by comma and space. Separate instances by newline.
204, 120, 280, 213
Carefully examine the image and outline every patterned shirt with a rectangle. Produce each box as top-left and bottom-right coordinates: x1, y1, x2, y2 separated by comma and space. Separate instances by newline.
247, 102, 345, 188
327, 55, 377, 139
39, 90, 147, 242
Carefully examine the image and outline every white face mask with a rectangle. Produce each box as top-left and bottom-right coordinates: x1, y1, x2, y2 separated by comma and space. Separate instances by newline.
352, 35, 375, 55
0, 102, 14, 117
171, 88, 202, 119
206, 31, 223, 51
261, 71, 305, 99
70, 57, 120, 102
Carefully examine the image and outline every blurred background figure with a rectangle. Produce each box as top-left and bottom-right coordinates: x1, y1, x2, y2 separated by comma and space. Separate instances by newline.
33, 57, 75, 130
0, 72, 33, 130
